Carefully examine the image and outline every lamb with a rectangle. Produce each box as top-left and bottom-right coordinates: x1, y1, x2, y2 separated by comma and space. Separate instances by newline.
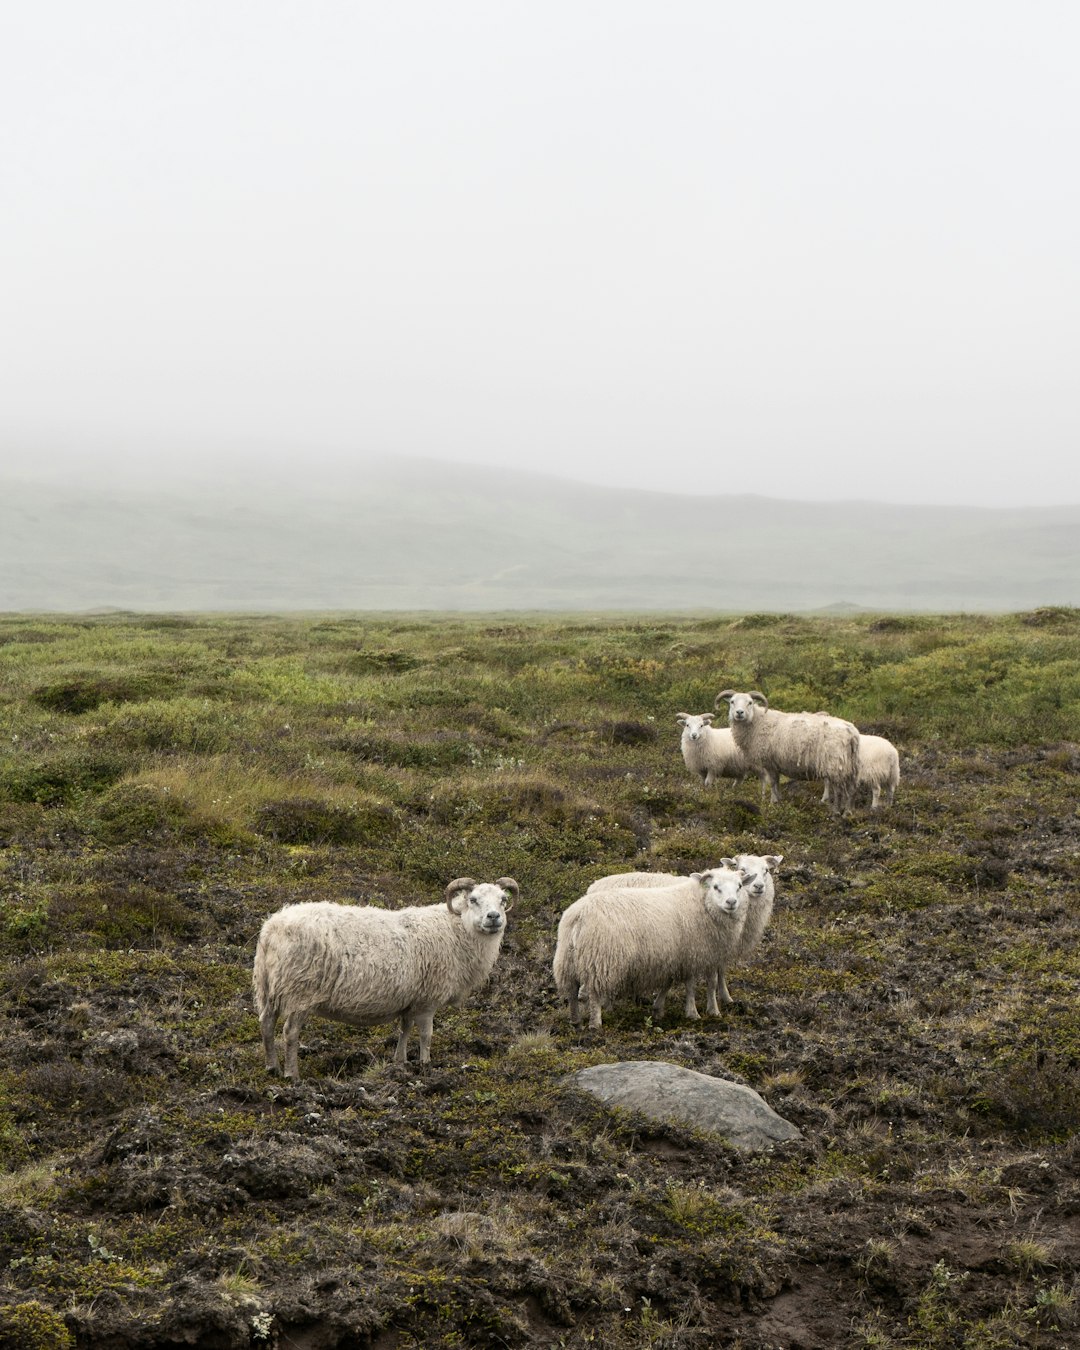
552, 869, 749, 1029
822, 733, 900, 811
714, 689, 860, 814
676, 712, 750, 787
253, 876, 518, 1078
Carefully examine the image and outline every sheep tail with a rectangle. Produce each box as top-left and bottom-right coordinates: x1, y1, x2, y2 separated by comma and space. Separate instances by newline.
552, 916, 580, 1000
252, 938, 272, 1018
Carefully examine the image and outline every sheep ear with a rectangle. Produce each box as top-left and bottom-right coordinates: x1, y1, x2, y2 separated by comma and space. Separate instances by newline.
749, 691, 769, 708
714, 690, 735, 708
676, 713, 689, 725
720, 858, 738, 870
690, 871, 706, 885
764, 855, 783, 869
444, 877, 477, 912
701, 712, 714, 724
494, 876, 519, 909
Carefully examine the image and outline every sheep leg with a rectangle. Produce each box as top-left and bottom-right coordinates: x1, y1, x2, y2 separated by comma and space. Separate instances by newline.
870, 783, 882, 811
415, 1012, 435, 1064
704, 972, 721, 1017
568, 983, 582, 1025
394, 1014, 413, 1063
682, 979, 700, 1020
652, 985, 669, 1017
716, 967, 734, 1006
762, 769, 781, 803
260, 1005, 280, 1073
283, 1011, 307, 1081
584, 983, 604, 1029
826, 783, 850, 815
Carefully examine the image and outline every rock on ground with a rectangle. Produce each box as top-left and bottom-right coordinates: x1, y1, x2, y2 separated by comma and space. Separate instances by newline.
567, 1060, 801, 1151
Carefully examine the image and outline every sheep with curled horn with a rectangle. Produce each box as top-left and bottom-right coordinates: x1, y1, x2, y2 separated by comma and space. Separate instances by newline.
715, 689, 860, 814
253, 875, 519, 1078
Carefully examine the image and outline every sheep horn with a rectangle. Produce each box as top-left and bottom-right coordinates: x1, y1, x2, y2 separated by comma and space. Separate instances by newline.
714, 690, 736, 708
676, 712, 690, 724
749, 691, 769, 708
444, 877, 478, 911
494, 876, 519, 909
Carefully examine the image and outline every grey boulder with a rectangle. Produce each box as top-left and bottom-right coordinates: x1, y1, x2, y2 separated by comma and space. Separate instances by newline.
567, 1060, 801, 1151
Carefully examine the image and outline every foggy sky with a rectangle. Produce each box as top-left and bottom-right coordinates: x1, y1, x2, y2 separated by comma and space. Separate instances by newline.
3, 2, 1079, 507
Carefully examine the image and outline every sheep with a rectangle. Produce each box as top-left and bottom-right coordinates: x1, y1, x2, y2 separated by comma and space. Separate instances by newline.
605, 855, 783, 1010
253, 876, 518, 1078
552, 869, 749, 1029
821, 733, 900, 811
728, 853, 782, 961
676, 712, 751, 788
714, 689, 860, 814
699, 853, 783, 1009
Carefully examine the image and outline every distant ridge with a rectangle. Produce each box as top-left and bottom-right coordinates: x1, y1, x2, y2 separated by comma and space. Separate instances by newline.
2, 456, 1078, 612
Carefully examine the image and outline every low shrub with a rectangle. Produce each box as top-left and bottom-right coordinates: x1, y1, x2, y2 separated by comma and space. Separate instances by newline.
254, 795, 399, 845
91, 782, 205, 844
0, 1302, 74, 1350
30, 673, 168, 715
1, 751, 126, 806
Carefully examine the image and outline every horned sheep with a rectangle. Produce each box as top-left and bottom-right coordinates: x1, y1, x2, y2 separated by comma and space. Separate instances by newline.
715, 689, 860, 813
553, 869, 749, 1029
253, 876, 518, 1078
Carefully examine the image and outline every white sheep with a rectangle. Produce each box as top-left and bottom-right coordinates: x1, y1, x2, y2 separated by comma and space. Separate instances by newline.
552, 869, 749, 1029
253, 876, 518, 1078
698, 853, 783, 1009
714, 689, 860, 814
602, 856, 783, 1011
821, 733, 900, 811
675, 712, 751, 788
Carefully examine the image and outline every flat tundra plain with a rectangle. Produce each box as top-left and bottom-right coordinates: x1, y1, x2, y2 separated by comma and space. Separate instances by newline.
1, 609, 1078, 1349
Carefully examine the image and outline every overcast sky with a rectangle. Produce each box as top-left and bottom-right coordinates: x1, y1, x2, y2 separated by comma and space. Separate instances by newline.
3, 2, 1078, 506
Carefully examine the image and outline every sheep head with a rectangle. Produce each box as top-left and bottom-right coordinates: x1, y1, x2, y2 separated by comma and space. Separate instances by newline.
723, 853, 783, 897
677, 712, 713, 740
690, 867, 749, 916
716, 690, 768, 724
445, 876, 517, 933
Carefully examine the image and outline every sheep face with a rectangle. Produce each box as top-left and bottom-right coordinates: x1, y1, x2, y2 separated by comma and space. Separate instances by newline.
692, 868, 748, 917
676, 712, 714, 742
724, 853, 783, 897
448, 881, 514, 935
718, 691, 765, 725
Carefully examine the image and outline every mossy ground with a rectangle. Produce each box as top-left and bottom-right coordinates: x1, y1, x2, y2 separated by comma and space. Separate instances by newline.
1, 610, 1078, 1348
